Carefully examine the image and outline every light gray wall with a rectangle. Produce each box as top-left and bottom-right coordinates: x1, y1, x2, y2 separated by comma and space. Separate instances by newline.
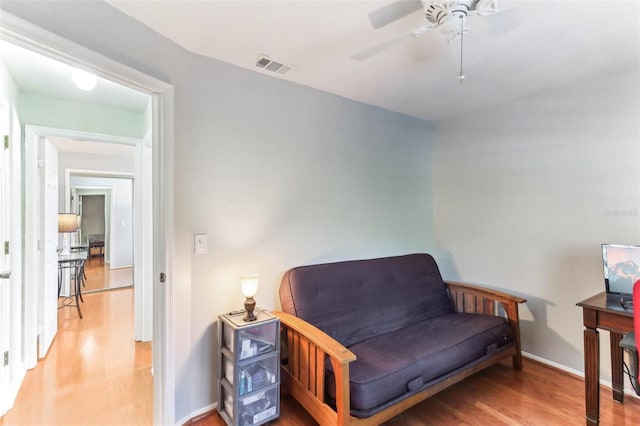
433, 66, 640, 382
80, 194, 105, 242
57, 150, 134, 209
2, 1, 436, 421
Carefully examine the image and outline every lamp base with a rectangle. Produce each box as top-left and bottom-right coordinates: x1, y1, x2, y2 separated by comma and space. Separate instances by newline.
243, 297, 257, 322
60, 235, 71, 255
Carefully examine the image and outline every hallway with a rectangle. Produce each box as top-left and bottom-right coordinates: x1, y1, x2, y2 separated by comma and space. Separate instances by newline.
1, 260, 151, 425
83, 256, 133, 292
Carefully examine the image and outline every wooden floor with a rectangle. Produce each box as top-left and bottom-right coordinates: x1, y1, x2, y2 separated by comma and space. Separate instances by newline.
83, 256, 133, 292
3, 259, 640, 425
195, 359, 640, 426
0, 259, 151, 426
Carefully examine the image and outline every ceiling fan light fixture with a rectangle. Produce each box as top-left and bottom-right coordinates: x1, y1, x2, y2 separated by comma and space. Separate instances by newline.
422, 0, 495, 41
442, 12, 469, 41
356, 0, 502, 81
72, 68, 97, 91
476, 0, 499, 16
420, 0, 498, 81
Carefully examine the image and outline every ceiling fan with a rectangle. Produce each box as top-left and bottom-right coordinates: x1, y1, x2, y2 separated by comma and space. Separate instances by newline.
353, 0, 502, 81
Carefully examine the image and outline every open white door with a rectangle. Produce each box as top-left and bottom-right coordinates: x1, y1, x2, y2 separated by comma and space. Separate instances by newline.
0, 91, 23, 415
38, 137, 58, 359
0, 108, 10, 415
134, 133, 153, 342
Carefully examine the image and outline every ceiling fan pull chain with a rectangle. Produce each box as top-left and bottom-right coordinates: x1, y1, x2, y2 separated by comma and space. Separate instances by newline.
458, 14, 465, 83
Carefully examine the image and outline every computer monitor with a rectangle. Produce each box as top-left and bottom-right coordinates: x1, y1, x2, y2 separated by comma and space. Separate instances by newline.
602, 243, 640, 296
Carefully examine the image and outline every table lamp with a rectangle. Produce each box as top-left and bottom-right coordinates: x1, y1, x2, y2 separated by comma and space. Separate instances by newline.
240, 273, 259, 322
58, 213, 80, 255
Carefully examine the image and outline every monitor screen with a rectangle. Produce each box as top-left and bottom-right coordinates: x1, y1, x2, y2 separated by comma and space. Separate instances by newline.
602, 244, 640, 295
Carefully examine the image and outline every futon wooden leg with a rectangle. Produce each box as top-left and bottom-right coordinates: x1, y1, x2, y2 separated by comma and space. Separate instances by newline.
512, 353, 523, 371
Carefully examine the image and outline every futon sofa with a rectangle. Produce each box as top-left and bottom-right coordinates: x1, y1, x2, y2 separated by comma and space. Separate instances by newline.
273, 253, 526, 426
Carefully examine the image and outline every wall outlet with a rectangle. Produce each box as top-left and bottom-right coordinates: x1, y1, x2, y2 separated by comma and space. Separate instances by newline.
194, 234, 208, 255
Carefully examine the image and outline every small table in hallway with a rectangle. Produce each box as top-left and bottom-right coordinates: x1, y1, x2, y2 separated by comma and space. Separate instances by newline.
577, 292, 635, 425
58, 250, 88, 319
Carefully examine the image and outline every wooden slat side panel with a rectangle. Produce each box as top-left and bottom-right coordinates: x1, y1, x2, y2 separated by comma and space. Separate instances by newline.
475, 295, 484, 314
298, 334, 310, 389
453, 290, 464, 312
444, 281, 527, 305
309, 344, 317, 397
285, 327, 327, 401
483, 299, 495, 316
292, 331, 300, 379
315, 348, 325, 401
286, 328, 295, 374
463, 293, 475, 313
276, 314, 354, 409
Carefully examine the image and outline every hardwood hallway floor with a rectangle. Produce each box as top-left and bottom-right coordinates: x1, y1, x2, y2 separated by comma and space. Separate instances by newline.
1, 260, 151, 426
83, 256, 133, 292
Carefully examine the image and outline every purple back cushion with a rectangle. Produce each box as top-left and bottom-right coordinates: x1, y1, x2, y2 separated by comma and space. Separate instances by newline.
279, 254, 453, 347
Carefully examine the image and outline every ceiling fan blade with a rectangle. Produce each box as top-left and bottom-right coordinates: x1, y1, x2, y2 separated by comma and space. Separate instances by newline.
486, 8, 518, 36
368, 0, 423, 29
351, 27, 435, 62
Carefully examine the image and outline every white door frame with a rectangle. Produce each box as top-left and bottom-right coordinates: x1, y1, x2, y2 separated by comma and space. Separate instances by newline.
66, 169, 135, 270
1, 12, 175, 425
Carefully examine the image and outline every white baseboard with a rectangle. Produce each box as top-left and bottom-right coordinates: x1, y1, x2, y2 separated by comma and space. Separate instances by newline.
109, 265, 132, 270
39, 319, 57, 359
523, 351, 640, 399
523, 351, 584, 377
175, 402, 217, 426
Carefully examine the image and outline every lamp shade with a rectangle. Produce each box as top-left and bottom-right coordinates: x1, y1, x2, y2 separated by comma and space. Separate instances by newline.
240, 273, 259, 298
58, 213, 80, 233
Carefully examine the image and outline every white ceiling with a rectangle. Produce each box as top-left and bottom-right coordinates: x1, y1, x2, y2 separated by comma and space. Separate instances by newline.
108, 0, 640, 121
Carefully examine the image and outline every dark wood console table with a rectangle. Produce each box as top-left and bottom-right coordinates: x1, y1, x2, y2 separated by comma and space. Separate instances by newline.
577, 292, 634, 425
88, 238, 104, 257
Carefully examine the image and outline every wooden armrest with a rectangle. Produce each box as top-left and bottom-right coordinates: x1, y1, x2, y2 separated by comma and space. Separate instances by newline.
271, 311, 356, 364
445, 280, 527, 305
272, 311, 355, 425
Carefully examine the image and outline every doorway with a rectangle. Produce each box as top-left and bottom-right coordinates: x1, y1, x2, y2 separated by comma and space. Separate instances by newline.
80, 194, 106, 255
74, 177, 135, 293
0, 12, 175, 423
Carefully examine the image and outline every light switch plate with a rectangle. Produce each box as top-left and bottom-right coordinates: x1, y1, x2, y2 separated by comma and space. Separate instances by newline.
194, 234, 208, 255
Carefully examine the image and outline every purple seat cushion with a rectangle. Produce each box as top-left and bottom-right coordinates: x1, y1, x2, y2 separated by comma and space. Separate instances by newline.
327, 313, 515, 416
280, 254, 453, 347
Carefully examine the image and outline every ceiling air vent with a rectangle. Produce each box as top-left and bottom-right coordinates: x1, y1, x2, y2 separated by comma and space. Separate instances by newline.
254, 54, 294, 75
